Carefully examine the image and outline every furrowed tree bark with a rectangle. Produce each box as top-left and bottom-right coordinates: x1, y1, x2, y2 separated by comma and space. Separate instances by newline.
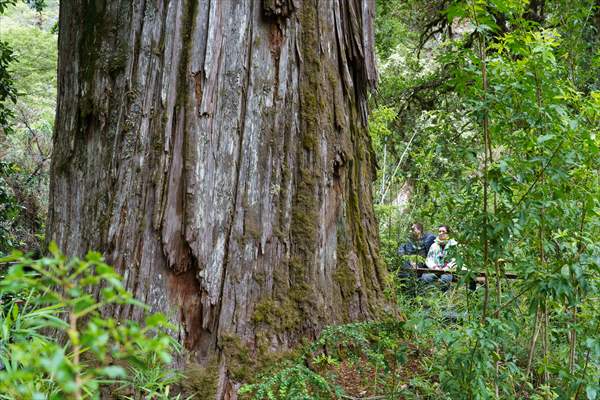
48, 0, 387, 398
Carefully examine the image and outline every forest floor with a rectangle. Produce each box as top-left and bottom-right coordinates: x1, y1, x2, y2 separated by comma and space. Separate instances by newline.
332, 342, 428, 399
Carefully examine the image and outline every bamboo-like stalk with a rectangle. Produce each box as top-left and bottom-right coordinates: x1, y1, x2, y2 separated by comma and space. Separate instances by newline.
570, 203, 588, 373
542, 300, 549, 384
569, 308, 577, 373
466, 0, 491, 324
573, 321, 600, 399
533, 62, 550, 387
479, 24, 491, 324
380, 143, 387, 203
495, 359, 500, 399
525, 305, 542, 379
494, 260, 502, 318
69, 312, 82, 400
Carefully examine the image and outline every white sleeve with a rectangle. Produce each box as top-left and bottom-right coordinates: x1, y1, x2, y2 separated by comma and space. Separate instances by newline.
425, 245, 437, 269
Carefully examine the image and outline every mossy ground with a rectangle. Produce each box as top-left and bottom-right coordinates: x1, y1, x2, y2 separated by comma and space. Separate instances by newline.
219, 334, 301, 385
183, 359, 219, 399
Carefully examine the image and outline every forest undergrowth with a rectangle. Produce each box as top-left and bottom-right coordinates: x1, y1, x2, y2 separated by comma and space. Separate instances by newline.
2, 246, 597, 399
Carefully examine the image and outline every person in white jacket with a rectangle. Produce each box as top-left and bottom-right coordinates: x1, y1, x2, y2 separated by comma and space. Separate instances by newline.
421, 225, 457, 286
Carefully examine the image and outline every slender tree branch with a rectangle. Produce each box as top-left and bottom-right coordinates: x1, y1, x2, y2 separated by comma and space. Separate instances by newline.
525, 305, 542, 379
573, 321, 600, 399
380, 129, 419, 203
507, 138, 565, 215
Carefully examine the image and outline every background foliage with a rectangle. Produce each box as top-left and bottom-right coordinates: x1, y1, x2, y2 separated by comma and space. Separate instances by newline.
0, 0, 57, 254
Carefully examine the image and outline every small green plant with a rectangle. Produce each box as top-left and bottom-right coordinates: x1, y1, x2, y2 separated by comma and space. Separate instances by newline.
239, 364, 341, 400
311, 354, 339, 368
239, 320, 408, 399
0, 243, 180, 399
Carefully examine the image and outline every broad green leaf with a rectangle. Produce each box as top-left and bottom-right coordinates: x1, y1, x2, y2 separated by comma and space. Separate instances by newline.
537, 134, 555, 144
99, 365, 126, 378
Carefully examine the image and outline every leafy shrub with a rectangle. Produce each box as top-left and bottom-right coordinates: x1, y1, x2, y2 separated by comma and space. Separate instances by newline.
0, 161, 23, 252
239, 364, 340, 400
239, 320, 407, 400
0, 243, 181, 399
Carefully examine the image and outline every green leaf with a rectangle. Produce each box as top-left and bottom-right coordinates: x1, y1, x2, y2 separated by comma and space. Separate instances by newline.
537, 134, 554, 144
158, 350, 172, 364
41, 348, 65, 375
445, 3, 466, 22
48, 241, 60, 258
99, 365, 126, 378
145, 313, 168, 328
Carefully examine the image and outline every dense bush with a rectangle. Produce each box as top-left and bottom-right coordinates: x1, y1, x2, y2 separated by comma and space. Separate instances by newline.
0, 0, 57, 254
0, 245, 183, 399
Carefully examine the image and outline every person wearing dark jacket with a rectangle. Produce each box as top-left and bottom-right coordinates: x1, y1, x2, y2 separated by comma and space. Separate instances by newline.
397, 223, 436, 268
397, 223, 435, 294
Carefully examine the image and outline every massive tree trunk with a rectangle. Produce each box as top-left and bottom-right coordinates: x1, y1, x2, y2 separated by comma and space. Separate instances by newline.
49, 0, 386, 397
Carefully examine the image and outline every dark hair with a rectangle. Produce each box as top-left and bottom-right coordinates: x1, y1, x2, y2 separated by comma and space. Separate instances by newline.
412, 222, 423, 231
438, 224, 450, 233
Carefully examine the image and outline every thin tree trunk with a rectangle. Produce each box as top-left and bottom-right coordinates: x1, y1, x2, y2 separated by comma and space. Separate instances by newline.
479, 30, 491, 323
48, 1, 386, 398
379, 142, 386, 203
526, 305, 542, 379
542, 300, 549, 384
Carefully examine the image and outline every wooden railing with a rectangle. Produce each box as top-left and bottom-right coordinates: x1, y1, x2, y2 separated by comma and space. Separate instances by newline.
410, 267, 519, 280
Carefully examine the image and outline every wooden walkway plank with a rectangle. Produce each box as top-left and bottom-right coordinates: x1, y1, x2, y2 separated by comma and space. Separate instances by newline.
409, 267, 519, 280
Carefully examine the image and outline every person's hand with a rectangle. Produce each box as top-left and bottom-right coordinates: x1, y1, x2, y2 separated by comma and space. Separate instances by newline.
443, 260, 456, 271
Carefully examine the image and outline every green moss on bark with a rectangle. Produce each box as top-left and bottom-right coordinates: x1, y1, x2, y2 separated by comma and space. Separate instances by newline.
283, 0, 325, 332
184, 359, 219, 399
252, 257, 314, 333
290, 169, 318, 256
252, 298, 302, 332
333, 228, 356, 302
221, 335, 253, 382
220, 334, 301, 384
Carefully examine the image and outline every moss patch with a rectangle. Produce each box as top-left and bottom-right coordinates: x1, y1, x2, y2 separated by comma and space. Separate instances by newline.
252, 297, 302, 332
183, 359, 219, 399
283, 0, 325, 333
332, 219, 358, 322
220, 334, 301, 385
221, 335, 254, 382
